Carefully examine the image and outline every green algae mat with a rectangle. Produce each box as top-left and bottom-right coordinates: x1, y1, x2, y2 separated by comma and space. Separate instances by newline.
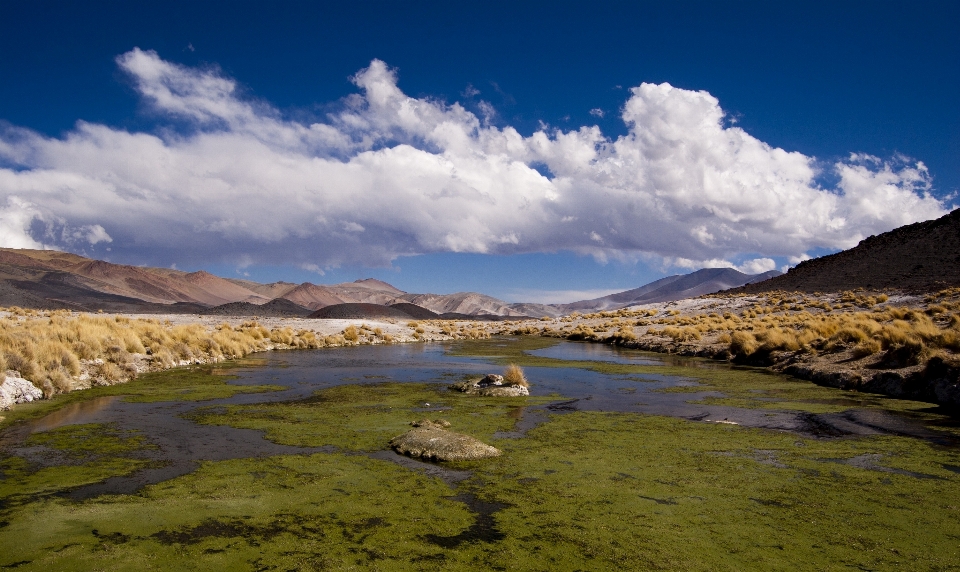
1, 339, 959, 570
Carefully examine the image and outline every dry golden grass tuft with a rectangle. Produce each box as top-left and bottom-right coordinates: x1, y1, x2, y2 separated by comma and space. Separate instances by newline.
503, 363, 529, 387
0, 309, 361, 398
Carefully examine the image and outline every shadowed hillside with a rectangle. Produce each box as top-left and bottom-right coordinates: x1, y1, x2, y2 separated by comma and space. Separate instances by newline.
734, 208, 960, 294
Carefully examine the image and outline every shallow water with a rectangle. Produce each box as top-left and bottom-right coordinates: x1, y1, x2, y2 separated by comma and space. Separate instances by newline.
525, 341, 664, 365
3, 338, 960, 570
4, 338, 956, 499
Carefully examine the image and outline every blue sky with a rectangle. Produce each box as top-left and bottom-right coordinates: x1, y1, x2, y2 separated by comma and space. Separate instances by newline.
1, 1, 957, 302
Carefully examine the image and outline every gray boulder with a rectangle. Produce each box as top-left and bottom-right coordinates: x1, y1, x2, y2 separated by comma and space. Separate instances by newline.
389, 419, 500, 461
449, 374, 530, 397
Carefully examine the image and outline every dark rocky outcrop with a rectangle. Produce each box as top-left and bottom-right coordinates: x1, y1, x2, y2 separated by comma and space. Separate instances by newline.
307, 303, 414, 320
200, 298, 312, 317
388, 303, 440, 319
734, 208, 960, 294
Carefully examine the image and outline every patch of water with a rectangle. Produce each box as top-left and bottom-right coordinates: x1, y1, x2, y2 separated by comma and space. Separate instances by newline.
525, 341, 665, 365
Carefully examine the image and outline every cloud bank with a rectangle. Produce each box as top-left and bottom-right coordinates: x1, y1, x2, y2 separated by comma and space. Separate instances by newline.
0, 49, 948, 271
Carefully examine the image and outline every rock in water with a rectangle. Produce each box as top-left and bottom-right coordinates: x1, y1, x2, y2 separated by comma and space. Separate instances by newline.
449, 374, 530, 397
390, 420, 500, 461
478, 385, 529, 397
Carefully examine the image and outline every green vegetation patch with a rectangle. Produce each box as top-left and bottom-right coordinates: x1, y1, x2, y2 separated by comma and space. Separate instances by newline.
679, 368, 949, 418
463, 411, 960, 570
0, 423, 153, 503
114, 367, 285, 403
0, 453, 476, 571
2, 410, 959, 570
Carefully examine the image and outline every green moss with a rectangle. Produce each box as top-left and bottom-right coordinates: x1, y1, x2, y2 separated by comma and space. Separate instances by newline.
105, 367, 286, 403
25, 422, 151, 457
0, 423, 153, 502
0, 453, 475, 571
3, 410, 959, 570
463, 411, 960, 570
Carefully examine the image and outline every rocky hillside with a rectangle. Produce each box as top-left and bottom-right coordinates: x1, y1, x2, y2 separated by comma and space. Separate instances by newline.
735, 208, 960, 293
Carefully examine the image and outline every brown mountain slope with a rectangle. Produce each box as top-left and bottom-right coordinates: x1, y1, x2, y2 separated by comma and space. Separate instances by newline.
276, 279, 407, 309
0, 249, 528, 315
179, 270, 270, 305
68, 261, 267, 306
0, 251, 508, 314
735, 208, 960, 294
0, 248, 267, 307
349, 278, 405, 294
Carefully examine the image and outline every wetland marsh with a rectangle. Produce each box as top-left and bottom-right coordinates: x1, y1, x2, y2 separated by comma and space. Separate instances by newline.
1, 338, 959, 570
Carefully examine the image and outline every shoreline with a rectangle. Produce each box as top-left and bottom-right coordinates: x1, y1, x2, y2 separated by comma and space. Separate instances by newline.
488, 290, 960, 410
4, 288, 960, 413
0, 310, 469, 413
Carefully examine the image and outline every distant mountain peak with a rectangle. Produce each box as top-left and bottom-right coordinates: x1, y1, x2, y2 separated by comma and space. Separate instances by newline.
351, 278, 405, 293
554, 267, 782, 313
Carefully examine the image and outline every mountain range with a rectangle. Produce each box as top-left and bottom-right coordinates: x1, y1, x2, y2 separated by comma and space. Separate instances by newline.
0, 248, 778, 317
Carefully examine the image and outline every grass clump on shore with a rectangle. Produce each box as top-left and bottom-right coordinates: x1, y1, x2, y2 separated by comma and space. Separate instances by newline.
0, 309, 343, 398
516, 289, 960, 371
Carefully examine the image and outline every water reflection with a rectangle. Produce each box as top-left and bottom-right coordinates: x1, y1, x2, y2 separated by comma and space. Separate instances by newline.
525, 341, 664, 365
24, 395, 121, 433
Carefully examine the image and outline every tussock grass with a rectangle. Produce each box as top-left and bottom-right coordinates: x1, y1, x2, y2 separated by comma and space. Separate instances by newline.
503, 363, 529, 387
0, 309, 364, 398
527, 289, 960, 371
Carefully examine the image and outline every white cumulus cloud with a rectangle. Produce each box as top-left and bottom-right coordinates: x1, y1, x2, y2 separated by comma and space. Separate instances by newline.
0, 49, 949, 271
